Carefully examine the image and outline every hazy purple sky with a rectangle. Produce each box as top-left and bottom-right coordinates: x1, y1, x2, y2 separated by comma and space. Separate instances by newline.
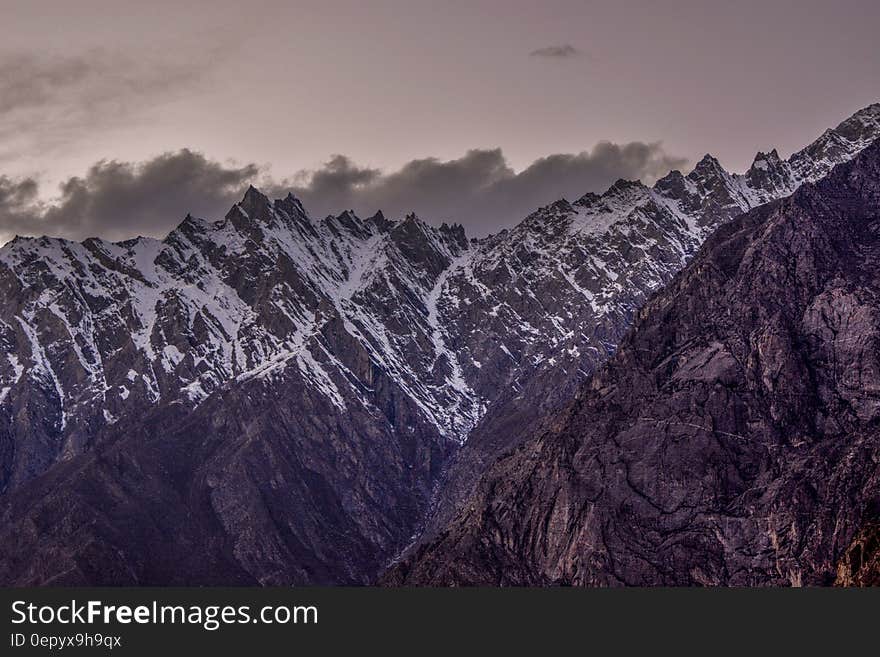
1, 0, 878, 242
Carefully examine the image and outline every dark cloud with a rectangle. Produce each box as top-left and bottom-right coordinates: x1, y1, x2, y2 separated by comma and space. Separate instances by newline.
0, 150, 258, 242
282, 142, 687, 235
0, 142, 686, 243
0, 49, 218, 160
285, 155, 382, 213
529, 44, 581, 58
0, 176, 42, 239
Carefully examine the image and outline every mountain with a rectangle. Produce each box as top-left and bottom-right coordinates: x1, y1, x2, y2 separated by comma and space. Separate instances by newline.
393, 102, 880, 546
0, 193, 470, 584
0, 104, 878, 584
386, 138, 880, 586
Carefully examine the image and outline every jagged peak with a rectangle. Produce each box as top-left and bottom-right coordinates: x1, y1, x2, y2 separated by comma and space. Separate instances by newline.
320, 209, 373, 241
0, 234, 28, 252
827, 102, 880, 146
837, 101, 880, 126
333, 209, 366, 232
225, 185, 314, 234
278, 191, 309, 218
651, 168, 698, 206
603, 178, 648, 200
365, 210, 395, 234
179, 212, 209, 229
396, 212, 437, 232
321, 209, 349, 221
748, 148, 784, 173
608, 178, 646, 191
394, 211, 442, 238
652, 169, 686, 193
752, 148, 782, 164
164, 214, 213, 245
0, 231, 133, 259
656, 168, 684, 182
574, 191, 601, 206
687, 154, 730, 186
693, 153, 724, 172
790, 126, 854, 168
81, 235, 115, 250
241, 184, 269, 206
517, 199, 574, 229
439, 221, 468, 248
815, 127, 845, 142
389, 212, 432, 249
545, 199, 574, 213
2, 232, 89, 252
226, 185, 273, 225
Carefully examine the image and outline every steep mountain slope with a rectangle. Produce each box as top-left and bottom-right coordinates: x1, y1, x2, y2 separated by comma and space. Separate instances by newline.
442, 102, 880, 406
0, 193, 472, 584
0, 190, 475, 493
0, 104, 877, 584
387, 139, 880, 586
0, 361, 458, 585
398, 102, 880, 546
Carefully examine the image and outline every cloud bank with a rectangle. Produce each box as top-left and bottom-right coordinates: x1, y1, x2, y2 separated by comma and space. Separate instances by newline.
0, 150, 258, 243
282, 142, 686, 235
0, 142, 686, 243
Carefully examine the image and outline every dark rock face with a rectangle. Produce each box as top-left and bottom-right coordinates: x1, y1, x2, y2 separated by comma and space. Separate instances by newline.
0, 197, 467, 584
836, 521, 880, 586
0, 366, 453, 585
387, 140, 880, 586
400, 103, 880, 558
0, 104, 878, 585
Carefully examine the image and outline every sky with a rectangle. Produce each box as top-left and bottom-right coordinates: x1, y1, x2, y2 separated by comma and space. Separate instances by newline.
0, 0, 878, 243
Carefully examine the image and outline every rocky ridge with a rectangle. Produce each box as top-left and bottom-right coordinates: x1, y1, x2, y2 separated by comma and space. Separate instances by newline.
387, 139, 880, 586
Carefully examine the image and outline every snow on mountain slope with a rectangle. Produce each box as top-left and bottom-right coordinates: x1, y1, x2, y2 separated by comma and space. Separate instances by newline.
0, 186, 474, 490
430, 103, 880, 413
1, 103, 878, 496
387, 136, 880, 587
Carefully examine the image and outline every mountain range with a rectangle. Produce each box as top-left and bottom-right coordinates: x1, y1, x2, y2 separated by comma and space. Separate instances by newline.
387, 138, 880, 586
0, 104, 878, 584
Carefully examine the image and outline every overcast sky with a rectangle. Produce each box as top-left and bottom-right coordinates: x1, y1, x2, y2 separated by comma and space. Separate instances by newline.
1, 0, 879, 242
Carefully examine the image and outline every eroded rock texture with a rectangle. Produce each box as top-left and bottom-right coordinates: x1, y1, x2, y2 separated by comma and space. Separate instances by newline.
836, 521, 880, 586
388, 139, 880, 586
